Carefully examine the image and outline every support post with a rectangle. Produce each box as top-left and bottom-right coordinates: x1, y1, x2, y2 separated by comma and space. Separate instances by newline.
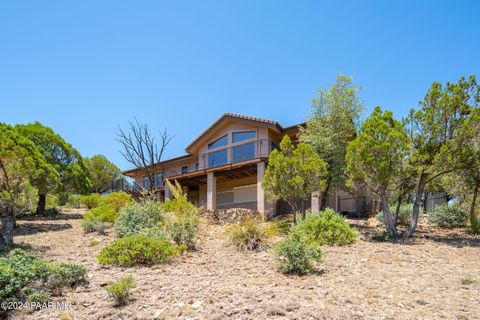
207, 172, 216, 210
257, 162, 266, 213
311, 192, 320, 213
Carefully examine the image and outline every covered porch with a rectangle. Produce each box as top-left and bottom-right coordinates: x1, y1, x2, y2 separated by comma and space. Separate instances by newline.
166, 161, 268, 213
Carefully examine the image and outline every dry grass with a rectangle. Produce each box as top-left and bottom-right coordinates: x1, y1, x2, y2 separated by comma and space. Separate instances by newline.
10, 208, 480, 320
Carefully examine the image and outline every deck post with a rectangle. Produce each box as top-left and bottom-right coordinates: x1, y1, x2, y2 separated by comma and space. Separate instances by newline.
207, 172, 216, 210
257, 161, 266, 213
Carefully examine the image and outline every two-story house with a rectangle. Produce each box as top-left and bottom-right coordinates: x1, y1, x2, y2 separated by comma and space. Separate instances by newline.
122, 113, 305, 215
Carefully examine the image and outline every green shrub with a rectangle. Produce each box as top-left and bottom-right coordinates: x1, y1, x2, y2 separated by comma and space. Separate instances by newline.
428, 204, 468, 228
65, 195, 81, 208
45, 262, 87, 291
274, 233, 323, 274
101, 191, 133, 213
81, 218, 108, 234
376, 204, 413, 226
106, 276, 136, 306
114, 199, 165, 238
84, 205, 118, 223
0, 249, 47, 301
26, 290, 51, 303
79, 193, 102, 209
0, 249, 87, 303
167, 213, 198, 250
226, 216, 271, 251
292, 209, 357, 246
97, 235, 182, 267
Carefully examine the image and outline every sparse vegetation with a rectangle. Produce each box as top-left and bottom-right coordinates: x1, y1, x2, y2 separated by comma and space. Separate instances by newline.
106, 276, 136, 306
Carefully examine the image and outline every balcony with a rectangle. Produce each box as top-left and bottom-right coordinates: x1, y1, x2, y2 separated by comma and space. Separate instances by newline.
165, 139, 276, 179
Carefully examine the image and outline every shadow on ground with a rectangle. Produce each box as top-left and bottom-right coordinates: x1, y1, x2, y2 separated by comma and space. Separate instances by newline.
14, 222, 73, 236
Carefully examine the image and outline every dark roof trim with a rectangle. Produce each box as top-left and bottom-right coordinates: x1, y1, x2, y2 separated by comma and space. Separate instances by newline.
122, 154, 193, 175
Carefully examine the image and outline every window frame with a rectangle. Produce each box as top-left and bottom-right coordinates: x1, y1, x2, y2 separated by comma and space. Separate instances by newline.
232, 130, 256, 144
181, 165, 189, 174
207, 135, 228, 150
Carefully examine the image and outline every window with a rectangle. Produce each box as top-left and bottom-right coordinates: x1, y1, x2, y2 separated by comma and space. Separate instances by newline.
143, 176, 149, 189
208, 135, 228, 150
232, 131, 255, 143
181, 165, 189, 174
195, 162, 199, 171
207, 149, 228, 168
233, 142, 256, 162
155, 172, 163, 187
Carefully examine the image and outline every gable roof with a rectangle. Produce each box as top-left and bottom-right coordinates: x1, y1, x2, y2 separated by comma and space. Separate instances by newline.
185, 113, 284, 152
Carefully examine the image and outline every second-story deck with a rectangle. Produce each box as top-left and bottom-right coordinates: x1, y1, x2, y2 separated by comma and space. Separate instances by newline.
164, 138, 276, 180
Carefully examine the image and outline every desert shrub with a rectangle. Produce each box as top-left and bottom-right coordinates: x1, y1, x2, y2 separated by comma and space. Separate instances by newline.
101, 191, 133, 213
114, 199, 165, 238
46, 195, 59, 210
45, 262, 87, 292
0, 249, 47, 301
376, 204, 413, 226
106, 276, 136, 306
97, 235, 182, 267
267, 219, 292, 235
226, 216, 271, 251
79, 193, 102, 209
82, 218, 108, 234
26, 290, 51, 303
84, 205, 118, 223
428, 204, 468, 228
292, 209, 357, 246
0, 249, 87, 303
274, 233, 323, 274
167, 213, 198, 250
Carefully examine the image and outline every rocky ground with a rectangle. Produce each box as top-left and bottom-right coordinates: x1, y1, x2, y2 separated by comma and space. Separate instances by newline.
9, 209, 480, 320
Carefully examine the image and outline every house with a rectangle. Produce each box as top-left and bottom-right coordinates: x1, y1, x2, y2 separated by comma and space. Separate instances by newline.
122, 113, 313, 215
122, 113, 447, 216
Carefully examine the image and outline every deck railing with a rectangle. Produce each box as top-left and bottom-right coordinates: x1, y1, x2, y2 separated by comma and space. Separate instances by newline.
164, 139, 276, 178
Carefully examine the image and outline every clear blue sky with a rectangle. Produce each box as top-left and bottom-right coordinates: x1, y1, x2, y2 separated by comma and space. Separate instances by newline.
1, 1, 479, 170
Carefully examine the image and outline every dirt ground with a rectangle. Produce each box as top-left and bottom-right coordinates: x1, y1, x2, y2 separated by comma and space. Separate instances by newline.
9, 209, 480, 320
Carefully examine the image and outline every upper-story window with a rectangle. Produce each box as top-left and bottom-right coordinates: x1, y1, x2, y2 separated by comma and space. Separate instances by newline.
232, 131, 256, 143
181, 165, 189, 174
208, 135, 228, 150
143, 176, 149, 189
155, 172, 163, 187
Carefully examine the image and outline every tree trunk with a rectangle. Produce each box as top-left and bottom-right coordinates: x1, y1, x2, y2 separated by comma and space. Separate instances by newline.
36, 193, 46, 215
381, 190, 397, 237
405, 172, 427, 237
0, 203, 15, 249
290, 201, 298, 225
394, 195, 403, 227
469, 177, 480, 232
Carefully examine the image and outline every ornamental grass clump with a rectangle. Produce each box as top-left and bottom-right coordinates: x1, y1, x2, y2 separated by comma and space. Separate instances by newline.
226, 215, 271, 251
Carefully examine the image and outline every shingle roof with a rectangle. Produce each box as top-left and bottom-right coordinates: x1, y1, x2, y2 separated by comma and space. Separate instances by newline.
185, 113, 283, 151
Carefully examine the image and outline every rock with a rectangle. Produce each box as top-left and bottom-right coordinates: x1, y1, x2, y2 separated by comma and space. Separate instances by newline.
192, 300, 203, 309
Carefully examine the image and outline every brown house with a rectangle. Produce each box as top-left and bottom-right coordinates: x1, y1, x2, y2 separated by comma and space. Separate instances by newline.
122, 113, 307, 214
